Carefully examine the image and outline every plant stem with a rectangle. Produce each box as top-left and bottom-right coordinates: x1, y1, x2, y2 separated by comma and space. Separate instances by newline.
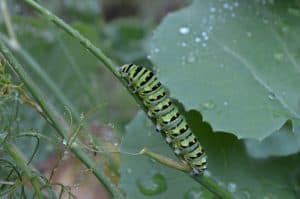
193, 175, 234, 199
0, 40, 124, 199
3, 143, 44, 199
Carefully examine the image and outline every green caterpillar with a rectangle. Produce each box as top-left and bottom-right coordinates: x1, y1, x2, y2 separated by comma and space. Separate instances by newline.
119, 64, 207, 175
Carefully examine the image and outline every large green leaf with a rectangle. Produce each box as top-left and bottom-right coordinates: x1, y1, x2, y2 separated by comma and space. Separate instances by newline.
120, 111, 300, 198
148, 0, 300, 140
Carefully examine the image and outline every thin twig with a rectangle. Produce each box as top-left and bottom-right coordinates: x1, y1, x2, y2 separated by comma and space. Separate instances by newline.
3, 143, 44, 199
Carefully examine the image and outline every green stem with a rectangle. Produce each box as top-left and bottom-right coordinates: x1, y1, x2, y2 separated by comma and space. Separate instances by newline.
193, 175, 234, 199
3, 143, 44, 199
0, 40, 124, 199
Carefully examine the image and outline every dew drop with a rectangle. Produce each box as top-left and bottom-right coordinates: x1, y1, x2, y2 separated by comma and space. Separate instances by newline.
202, 101, 216, 110
194, 37, 201, 43
9, 40, 19, 50
231, 13, 236, 17
262, 18, 269, 24
223, 3, 230, 9
223, 101, 229, 106
179, 27, 190, 35
281, 26, 289, 33
187, 54, 196, 63
202, 43, 207, 47
268, 93, 276, 100
233, 2, 239, 7
154, 48, 160, 53
43, 31, 55, 44
127, 168, 132, 174
227, 182, 237, 193
219, 63, 225, 68
203, 170, 211, 177
107, 122, 115, 128
246, 32, 252, 37
62, 139, 67, 146
201, 32, 207, 37
181, 42, 187, 47
186, 187, 215, 198
273, 53, 284, 61
147, 55, 151, 59
184, 188, 202, 199
210, 7, 216, 13
137, 170, 167, 196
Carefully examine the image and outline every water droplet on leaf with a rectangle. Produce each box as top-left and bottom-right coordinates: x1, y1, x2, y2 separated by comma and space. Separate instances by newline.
184, 188, 202, 199
179, 27, 190, 35
127, 168, 132, 173
137, 170, 167, 196
187, 53, 195, 63
273, 53, 284, 61
268, 93, 276, 100
62, 139, 67, 146
246, 32, 252, 37
210, 7, 216, 13
154, 48, 160, 53
194, 37, 201, 43
202, 101, 216, 110
227, 182, 237, 192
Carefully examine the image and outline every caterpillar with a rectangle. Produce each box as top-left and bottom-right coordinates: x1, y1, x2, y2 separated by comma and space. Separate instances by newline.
119, 64, 207, 175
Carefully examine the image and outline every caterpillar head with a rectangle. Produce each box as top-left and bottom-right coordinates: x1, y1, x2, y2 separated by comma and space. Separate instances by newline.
119, 64, 134, 77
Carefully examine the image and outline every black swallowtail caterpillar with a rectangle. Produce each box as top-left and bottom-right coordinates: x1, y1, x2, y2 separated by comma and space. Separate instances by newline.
119, 64, 207, 175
